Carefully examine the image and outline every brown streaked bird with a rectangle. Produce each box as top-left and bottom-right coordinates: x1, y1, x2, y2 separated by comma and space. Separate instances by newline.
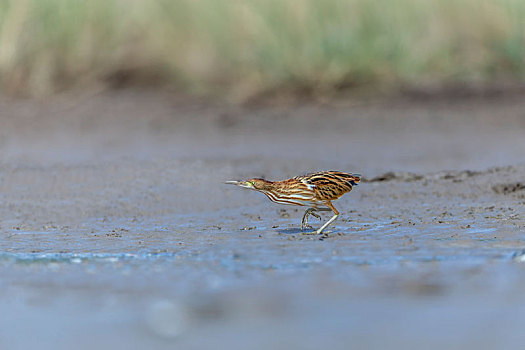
225, 171, 361, 235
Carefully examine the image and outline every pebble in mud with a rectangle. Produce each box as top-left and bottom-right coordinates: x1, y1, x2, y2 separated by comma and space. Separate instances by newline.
279, 209, 290, 218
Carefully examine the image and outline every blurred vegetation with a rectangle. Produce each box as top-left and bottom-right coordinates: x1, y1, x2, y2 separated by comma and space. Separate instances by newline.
0, 0, 524, 100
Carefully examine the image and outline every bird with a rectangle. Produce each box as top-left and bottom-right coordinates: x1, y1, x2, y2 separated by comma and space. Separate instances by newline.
225, 171, 361, 235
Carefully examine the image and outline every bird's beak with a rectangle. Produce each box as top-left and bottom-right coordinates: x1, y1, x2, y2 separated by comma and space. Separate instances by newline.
224, 180, 241, 186
224, 180, 254, 189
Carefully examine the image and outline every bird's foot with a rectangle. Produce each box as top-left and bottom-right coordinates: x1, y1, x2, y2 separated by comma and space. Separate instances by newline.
300, 230, 318, 235
318, 232, 331, 241
301, 209, 321, 231
300, 217, 309, 231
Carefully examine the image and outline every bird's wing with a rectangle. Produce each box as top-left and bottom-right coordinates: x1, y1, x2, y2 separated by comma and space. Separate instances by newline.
295, 171, 360, 186
299, 178, 316, 190
294, 171, 360, 201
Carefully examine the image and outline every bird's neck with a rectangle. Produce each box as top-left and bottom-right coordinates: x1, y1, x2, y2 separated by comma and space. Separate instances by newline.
259, 180, 275, 191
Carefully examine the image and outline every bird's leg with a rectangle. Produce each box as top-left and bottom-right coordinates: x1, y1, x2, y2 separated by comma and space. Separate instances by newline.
301, 207, 331, 234
316, 202, 340, 235
301, 208, 321, 231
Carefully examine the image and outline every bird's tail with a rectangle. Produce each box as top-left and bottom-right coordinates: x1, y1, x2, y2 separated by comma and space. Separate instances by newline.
349, 174, 361, 186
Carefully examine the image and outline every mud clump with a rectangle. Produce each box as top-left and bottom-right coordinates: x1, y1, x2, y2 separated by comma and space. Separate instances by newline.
366, 169, 484, 183
366, 172, 423, 183
492, 182, 525, 195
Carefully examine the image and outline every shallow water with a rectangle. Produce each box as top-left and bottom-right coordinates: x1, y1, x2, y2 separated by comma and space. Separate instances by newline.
2, 92, 525, 349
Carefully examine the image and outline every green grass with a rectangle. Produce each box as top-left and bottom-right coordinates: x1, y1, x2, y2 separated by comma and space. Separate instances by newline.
0, 0, 524, 99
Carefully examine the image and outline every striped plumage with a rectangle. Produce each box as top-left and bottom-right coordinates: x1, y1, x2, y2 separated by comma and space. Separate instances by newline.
225, 171, 361, 235
256, 171, 359, 208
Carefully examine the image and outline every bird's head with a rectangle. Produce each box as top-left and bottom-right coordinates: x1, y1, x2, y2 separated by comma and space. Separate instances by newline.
224, 178, 269, 191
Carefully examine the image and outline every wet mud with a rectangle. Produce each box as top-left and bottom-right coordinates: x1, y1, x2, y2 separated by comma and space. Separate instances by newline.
0, 90, 525, 349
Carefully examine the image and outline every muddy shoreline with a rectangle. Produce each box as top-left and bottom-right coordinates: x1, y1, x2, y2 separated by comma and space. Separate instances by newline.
1, 89, 525, 349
